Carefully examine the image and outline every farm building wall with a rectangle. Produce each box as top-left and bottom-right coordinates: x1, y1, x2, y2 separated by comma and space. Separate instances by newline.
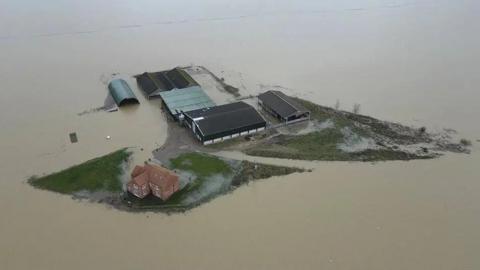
202, 126, 266, 145
198, 121, 266, 142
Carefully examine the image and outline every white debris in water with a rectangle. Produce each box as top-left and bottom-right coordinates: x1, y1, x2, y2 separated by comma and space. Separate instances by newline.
118, 161, 131, 191
392, 142, 434, 156
176, 171, 197, 190
278, 119, 334, 135
295, 119, 335, 135
181, 174, 233, 205
337, 127, 379, 153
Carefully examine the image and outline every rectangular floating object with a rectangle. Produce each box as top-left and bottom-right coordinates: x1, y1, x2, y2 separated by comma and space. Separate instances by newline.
69, 132, 78, 143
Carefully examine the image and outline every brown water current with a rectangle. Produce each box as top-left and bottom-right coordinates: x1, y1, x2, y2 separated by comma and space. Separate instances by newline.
1, 1, 479, 269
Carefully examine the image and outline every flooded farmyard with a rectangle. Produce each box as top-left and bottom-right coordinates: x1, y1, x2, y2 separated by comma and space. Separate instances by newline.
1, 1, 479, 269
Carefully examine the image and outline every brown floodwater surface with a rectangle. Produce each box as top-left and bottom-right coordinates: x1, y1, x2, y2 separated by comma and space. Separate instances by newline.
1, 1, 479, 269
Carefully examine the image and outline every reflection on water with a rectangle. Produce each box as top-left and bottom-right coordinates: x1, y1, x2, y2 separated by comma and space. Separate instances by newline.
1, 1, 479, 269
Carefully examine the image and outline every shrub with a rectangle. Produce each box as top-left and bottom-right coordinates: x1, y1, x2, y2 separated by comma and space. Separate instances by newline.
334, 99, 340, 110
460, 139, 472, 146
353, 103, 361, 114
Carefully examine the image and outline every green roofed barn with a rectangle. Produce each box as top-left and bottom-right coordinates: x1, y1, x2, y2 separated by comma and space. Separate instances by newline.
108, 79, 139, 107
159, 86, 215, 119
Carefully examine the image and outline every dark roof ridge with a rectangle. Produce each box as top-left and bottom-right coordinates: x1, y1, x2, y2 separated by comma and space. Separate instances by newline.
200, 102, 251, 117
185, 101, 250, 118
269, 90, 300, 113
195, 108, 263, 135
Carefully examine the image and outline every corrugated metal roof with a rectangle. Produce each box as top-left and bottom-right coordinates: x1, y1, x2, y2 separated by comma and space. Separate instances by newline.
159, 86, 215, 116
166, 68, 199, 89
108, 79, 139, 106
135, 68, 199, 97
258, 90, 309, 118
185, 102, 266, 137
135, 73, 159, 95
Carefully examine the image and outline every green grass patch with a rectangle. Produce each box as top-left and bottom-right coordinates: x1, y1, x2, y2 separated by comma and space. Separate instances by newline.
125, 155, 308, 213
240, 96, 436, 161
292, 97, 429, 143
29, 149, 130, 194
245, 129, 430, 161
127, 152, 234, 212
246, 129, 347, 161
280, 128, 343, 154
169, 152, 232, 177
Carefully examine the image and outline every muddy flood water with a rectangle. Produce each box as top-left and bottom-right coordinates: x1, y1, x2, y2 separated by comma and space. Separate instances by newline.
1, 1, 479, 269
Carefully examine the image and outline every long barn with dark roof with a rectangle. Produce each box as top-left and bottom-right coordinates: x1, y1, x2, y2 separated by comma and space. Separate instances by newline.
134, 67, 199, 98
183, 102, 267, 145
258, 90, 310, 123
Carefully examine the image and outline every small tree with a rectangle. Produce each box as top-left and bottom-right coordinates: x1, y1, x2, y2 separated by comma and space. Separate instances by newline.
353, 103, 361, 114
334, 99, 340, 110
460, 139, 472, 146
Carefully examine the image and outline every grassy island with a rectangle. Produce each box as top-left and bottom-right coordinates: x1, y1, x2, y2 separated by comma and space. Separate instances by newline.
170, 152, 232, 177
29, 149, 130, 194
235, 97, 469, 161
125, 152, 305, 212
29, 149, 306, 213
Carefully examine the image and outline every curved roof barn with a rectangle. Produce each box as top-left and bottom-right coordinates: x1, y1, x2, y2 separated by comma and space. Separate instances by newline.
108, 79, 139, 107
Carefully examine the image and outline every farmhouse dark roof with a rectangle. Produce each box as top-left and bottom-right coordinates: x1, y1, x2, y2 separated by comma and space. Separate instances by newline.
258, 90, 309, 118
185, 102, 266, 137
